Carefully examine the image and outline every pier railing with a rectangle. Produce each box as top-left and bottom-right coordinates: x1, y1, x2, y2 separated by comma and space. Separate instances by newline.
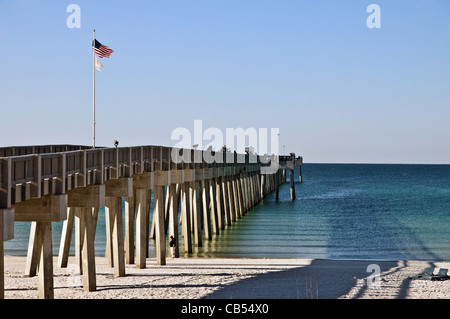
0, 145, 298, 209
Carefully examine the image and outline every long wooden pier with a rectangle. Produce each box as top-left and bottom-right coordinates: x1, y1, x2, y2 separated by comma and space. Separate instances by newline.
0, 144, 302, 299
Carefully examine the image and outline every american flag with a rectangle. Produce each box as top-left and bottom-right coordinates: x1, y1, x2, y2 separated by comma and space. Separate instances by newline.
92, 39, 114, 58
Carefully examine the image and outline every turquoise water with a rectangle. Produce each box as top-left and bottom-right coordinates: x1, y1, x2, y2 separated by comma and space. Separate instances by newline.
5, 164, 450, 261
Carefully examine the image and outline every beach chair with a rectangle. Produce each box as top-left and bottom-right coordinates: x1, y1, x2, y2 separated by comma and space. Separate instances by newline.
409, 267, 435, 280
434, 268, 449, 281
437, 268, 448, 277
409, 267, 450, 281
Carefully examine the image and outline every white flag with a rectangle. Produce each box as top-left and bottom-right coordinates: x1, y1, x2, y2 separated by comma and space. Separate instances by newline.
94, 55, 103, 71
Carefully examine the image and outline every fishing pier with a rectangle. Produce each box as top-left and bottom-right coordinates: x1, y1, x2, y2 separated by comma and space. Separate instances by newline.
0, 144, 302, 299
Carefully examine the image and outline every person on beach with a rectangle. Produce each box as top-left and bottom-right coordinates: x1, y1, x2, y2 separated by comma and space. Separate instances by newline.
169, 235, 176, 258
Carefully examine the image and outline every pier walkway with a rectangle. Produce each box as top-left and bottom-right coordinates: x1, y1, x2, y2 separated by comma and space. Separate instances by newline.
0, 144, 301, 298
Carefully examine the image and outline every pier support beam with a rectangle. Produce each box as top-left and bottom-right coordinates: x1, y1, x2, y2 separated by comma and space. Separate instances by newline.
0, 208, 14, 299
153, 168, 170, 265
181, 182, 192, 253
153, 185, 166, 265
209, 178, 219, 235
62, 184, 105, 292
192, 181, 202, 247
260, 174, 265, 199
1, 209, 14, 243
168, 184, 180, 258
14, 194, 67, 299
105, 197, 125, 277
35, 222, 53, 299
79, 207, 96, 292
275, 171, 279, 201
237, 173, 245, 217
299, 165, 302, 184
227, 175, 236, 223
124, 196, 135, 264
296, 156, 303, 184
58, 207, 74, 268
232, 175, 241, 219
133, 172, 153, 269
289, 169, 295, 201
221, 176, 231, 226
104, 177, 132, 277
215, 177, 224, 231
135, 188, 149, 269
201, 179, 212, 240
287, 153, 297, 201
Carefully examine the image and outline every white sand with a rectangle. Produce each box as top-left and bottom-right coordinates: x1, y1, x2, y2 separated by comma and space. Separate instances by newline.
3, 256, 450, 299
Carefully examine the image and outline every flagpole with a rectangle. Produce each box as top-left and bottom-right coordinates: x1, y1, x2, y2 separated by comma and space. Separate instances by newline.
92, 29, 96, 148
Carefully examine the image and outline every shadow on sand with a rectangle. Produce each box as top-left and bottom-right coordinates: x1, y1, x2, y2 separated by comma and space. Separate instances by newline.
202, 259, 401, 299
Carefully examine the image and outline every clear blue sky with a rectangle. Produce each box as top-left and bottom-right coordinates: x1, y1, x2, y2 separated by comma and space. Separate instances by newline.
1, 0, 450, 163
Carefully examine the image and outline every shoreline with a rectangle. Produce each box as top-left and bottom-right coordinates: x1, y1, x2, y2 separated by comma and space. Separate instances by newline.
3, 256, 450, 299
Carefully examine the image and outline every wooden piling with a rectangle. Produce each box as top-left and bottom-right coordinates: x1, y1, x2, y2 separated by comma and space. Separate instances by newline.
58, 207, 75, 268
215, 177, 224, 231
237, 174, 245, 216
221, 176, 231, 226
105, 196, 125, 277
124, 196, 135, 264
146, 189, 152, 257
232, 176, 241, 219
168, 184, 179, 258
104, 201, 114, 267
275, 171, 279, 200
201, 179, 212, 240
0, 212, 3, 299
181, 182, 192, 253
37, 222, 54, 299
299, 164, 303, 183
135, 188, 148, 269
192, 181, 202, 247
189, 182, 195, 234
24, 222, 39, 277
209, 178, 219, 235
226, 175, 235, 223
289, 169, 295, 201
80, 207, 96, 292
0, 208, 13, 299
154, 185, 166, 265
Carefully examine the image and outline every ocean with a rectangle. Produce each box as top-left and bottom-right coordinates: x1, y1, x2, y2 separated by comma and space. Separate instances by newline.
5, 163, 450, 261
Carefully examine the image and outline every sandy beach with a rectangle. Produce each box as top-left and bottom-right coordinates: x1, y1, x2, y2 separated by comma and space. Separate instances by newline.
3, 255, 450, 299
